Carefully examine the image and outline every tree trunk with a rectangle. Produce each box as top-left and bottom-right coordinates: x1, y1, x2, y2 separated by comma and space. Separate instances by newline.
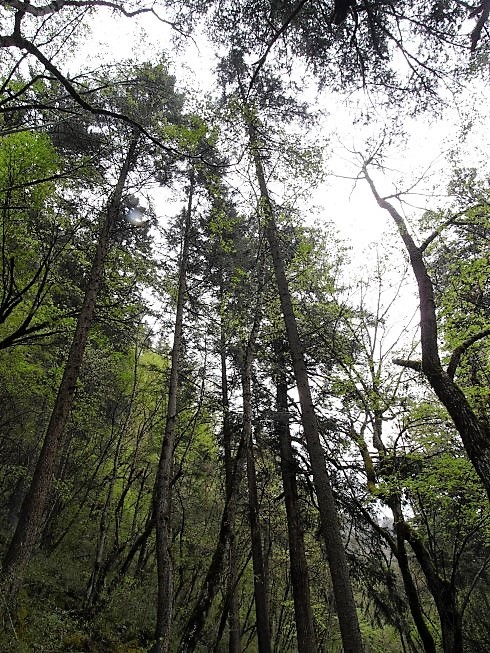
1, 136, 140, 598
364, 167, 490, 499
274, 339, 318, 653
151, 170, 195, 653
243, 353, 272, 653
221, 311, 242, 653
84, 425, 124, 612
390, 502, 436, 653
248, 121, 364, 653
177, 433, 246, 652
402, 523, 463, 653
177, 281, 247, 653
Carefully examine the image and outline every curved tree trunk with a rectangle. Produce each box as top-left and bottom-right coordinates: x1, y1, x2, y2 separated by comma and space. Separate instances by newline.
1, 136, 140, 599
364, 166, 490, 499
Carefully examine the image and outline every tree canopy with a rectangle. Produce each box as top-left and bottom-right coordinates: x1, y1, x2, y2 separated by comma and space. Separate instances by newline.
0, 2, 489, 653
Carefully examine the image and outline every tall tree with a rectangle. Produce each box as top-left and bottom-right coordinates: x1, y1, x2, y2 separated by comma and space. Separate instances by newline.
1, 60, 185, 601
241, 97, 364, 651
151, 169, 195, 653
1, 132, 140, 597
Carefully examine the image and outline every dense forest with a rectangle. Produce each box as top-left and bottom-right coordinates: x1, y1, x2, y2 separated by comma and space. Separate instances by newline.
0, 2, 489, 652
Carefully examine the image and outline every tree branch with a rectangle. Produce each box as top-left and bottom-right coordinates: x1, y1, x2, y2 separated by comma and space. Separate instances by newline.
447, 328, 490, 379
392, 358, 423, 372
470, 0, 490, 51
419, 211, 469, 253
0, 34, 202, 161
248, 0, 310, 94
6, 0, 151, 19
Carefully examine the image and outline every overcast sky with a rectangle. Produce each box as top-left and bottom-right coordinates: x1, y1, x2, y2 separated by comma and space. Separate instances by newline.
74, 6, 487, 338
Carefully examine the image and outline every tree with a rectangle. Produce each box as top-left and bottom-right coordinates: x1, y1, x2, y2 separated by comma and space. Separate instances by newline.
1, 132, 140, 598
363, 163, 490, 500
1, 60, 185, 601
241, 95, 365, 652
151, 168, 195, 653
329, 254, 489, 653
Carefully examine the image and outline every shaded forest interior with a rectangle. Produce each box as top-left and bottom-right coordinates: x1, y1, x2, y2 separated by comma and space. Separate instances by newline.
0, 2, 489, 652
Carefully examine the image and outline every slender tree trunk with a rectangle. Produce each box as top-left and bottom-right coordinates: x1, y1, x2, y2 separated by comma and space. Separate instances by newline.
390, 502, 436, 653
1, 136, 140, 598
151, 171, 195, 653
243, 353, 272, 653
402, 523, 463, 653
220, 310, 242, 653
364, 167, 490, 499
274, 340, 318, 653
227, 535, 241, 653
248, 121, 364, 653
84, 345, 142, 611
239, 248, 271, 653
177, 433, 246, 653
84, 425, 124, 612
178, 269, 266, 652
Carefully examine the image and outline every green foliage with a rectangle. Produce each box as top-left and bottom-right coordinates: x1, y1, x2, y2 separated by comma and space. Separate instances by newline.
1, 12, 488, 651
424, 179, 490, 416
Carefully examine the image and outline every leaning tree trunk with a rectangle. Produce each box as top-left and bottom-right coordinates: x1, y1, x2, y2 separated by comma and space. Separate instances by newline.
248, 120, 364, 653
1, 135, 140, 599
151, 171, 195, 653
364, 166, 490, 500
274, 339, 318, 653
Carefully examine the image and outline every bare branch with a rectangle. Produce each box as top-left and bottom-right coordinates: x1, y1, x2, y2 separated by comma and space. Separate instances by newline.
248, 0, 310, 95
5, 0, 194, 41
393, 358, 423, 372
363, 163, 420, 255
6, 0, 152, 19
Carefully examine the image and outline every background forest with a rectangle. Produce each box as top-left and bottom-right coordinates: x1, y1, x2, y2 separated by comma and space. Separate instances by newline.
0, 2, 489, 652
